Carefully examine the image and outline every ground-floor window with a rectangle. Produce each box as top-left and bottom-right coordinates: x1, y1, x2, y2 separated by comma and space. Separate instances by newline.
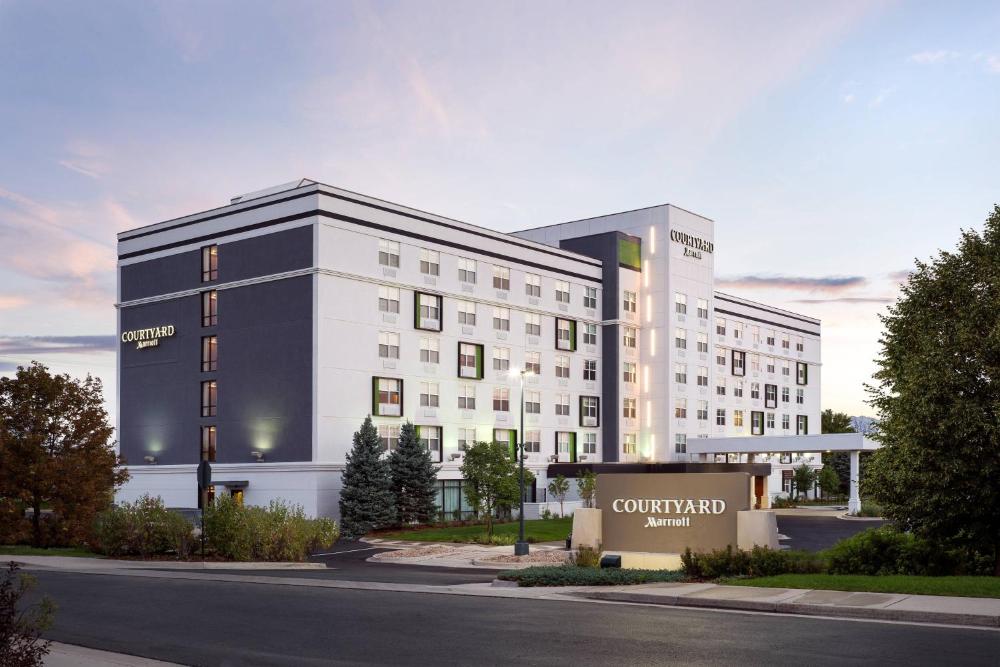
434, 480, 475, 521
782, 470, 793, 493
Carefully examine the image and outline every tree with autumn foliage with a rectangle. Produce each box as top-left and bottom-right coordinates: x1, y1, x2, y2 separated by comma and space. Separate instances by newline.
0, 362, 128, 547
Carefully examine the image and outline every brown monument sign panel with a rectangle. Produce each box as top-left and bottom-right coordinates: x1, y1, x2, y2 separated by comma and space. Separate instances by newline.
596, 473, 750, 553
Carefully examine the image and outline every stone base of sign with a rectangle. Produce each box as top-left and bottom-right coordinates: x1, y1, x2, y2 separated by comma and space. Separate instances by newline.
736, 510, 779, 550
603, 551, 684, 571
571, 508, 602, 551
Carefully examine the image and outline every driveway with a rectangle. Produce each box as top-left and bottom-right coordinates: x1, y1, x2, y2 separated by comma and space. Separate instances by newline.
776, 514, 885, 552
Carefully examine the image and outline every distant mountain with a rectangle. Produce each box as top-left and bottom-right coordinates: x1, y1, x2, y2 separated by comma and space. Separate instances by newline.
850, 416, 876, 435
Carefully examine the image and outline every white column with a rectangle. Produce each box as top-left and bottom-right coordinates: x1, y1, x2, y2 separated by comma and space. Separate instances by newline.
848, 450, 861, 514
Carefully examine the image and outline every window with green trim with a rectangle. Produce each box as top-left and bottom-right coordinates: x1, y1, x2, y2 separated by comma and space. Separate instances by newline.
415, 292, 442, 331
458, 342, 484, 379
372, 377, 402, 417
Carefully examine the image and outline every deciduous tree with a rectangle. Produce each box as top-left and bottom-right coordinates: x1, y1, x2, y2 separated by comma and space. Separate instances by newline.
576, 470, 597, 509
547, 475, 570, 517
460, 441, 519, 537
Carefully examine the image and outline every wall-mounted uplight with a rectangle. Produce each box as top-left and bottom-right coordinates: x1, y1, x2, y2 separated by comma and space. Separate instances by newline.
649, 329, 656, 357
251, 451, 265, 462
649, 226, 656, 254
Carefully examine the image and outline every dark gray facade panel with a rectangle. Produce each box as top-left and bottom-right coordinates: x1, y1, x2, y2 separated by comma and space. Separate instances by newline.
118, 276, 313, 467
120, 225, 313, 301
557, 233, 621, 462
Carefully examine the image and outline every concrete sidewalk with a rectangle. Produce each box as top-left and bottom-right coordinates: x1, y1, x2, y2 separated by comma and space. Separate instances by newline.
46, 641, 182, 666
573, 581, 1000, 628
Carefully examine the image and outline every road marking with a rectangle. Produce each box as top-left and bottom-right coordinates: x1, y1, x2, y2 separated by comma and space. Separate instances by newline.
313, 546, 384, 557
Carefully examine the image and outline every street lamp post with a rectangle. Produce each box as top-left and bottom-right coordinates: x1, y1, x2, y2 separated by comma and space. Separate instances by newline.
514, 368, 530, 556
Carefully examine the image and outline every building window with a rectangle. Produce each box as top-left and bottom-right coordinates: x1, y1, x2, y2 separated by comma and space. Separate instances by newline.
458, 427, 476, 451
557, 432, 571, 454
374, 377, 402, 416
581, 396, 599, 426
420, 337, 440, 364
697, 400, 708, 421
493, 346, 510, 372
584, 359, 597, 381
766, 412, 775, 429
765, 384, 777, 408
697, 333, 708, 353
458, 342, 483, 379
458, 385, 476, 410
623, 433, 637, 455
623, 327, 637, 348
623, 397, 637, 419
696, 366, 708, 387
766, 330, 775, 347
715, 347, 726, 367
525, 351, 541, 375
584, 286, 598, 309
675, 433, 687, 454
555, 393, 570, 416
674, 398, 687, 419
623, 290, 637, 314
782, 470, 793, 493
201, 336, 217, 372
492, 387, 510, 412
797, 415, 809, 435
416, 292, 442, 331
782, 414, 790, 430
458, 257, 476, 284
716, 378, 726, 396
675, 292, 687, 314
493, 265, 510, 291
457, 300, 476, 326
419, 426, 441, 458
525, 312, 541, 336
555, 355, 570, 378
751, 325, 761, 345
201, 245, 218, 282
796, 388, 805, 404
524, 430, 541, 453
795, 336, 804, 352
493, 307, 510, 332
750, 382, 760, 400
525, 273, 541, 297
674, 363, 687, 384
555, 318, 575, 351
734, 380, 744, 398
732, 323, 743, 340
201, 380, 217, 417
733, 410, 744, 428
200, 425, 216, 462
697, 298, 709, 319
675, 328, 687, 350
378, 286, 400, 313
201, 290, 218, 327
379, 239, 400, 268
378, 425, 400, 452
766, 357, 775, 374
378, 332, 399, 359
797, 362, 808, 385
623, 362, 637, 384
751, 411, 764, 436
782, 386, 790, 403
583, 323, 597, 346
583, 432, 597, 454
716, 317, 726, 336
716, 409, 726, 426
555, 280, 570, 303
419, 249, 440, 276
419, 382, 440, 407
750, 353, 761, 373
782, 359, 790, 377
525, 390, 541, 414
782, 333, 790, 349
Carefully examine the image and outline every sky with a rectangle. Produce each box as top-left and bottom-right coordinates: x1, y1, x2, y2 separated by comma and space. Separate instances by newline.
1, 0, 998, 424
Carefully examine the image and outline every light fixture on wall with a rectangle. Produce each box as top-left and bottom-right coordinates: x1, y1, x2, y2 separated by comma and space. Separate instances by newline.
251, 451, 265, 462
143, 455, 157, 465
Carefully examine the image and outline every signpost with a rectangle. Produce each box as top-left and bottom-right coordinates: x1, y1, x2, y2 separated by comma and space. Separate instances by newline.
197, 461, 211, 560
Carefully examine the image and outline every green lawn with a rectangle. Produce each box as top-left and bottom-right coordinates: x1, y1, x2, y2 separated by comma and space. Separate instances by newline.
0, 545, 102, 559
377, 517, 573, 543
727, 574, 1000, 598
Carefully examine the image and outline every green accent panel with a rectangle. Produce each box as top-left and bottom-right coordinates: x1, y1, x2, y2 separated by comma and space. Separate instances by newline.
509, 430, 517, 460
372, 377, 379, 416
414, 292, 421, 329
569, 320, 577, 351
569, 433, 577, 463
475, 345, 484, 379
618, 237, 641, 271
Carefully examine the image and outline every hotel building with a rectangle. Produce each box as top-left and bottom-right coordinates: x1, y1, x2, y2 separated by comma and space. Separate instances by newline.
115, 179, 821, 517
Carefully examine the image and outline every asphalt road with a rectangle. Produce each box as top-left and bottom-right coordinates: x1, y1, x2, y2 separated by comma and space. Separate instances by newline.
775, 515, 885, 552
29, 569, 1000, 666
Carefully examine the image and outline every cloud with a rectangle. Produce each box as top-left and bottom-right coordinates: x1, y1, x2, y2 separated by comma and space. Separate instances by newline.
0, 295, 27, 310
56, 140, 113, 180
790, 296, 894, 304
715, 275, 867, 292
869, 86, 895, 108
0, 335, 117, 356
987, 55, 1000, 74
908, 50, 960, 64
843, 92, 856, 104
887, 269, 913, 283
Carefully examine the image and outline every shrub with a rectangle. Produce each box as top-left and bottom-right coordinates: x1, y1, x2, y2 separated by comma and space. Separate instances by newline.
770, 496, 796, 509
462, 533, 516, 546
497, 565, 685, 587
682, 545, 825, 580
573, 545, 601, 568
94, 495, 195, 558
0, 562, 56, 666
854, 501, 883, 517
823, 527, 983, 576
204, 497, 339, 562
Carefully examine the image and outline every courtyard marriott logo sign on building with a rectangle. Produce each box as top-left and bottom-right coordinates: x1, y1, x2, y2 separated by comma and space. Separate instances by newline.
597, 474, 749, 553
121, 325, 176, 350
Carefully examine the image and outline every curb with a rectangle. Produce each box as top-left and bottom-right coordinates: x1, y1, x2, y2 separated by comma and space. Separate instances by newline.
12, 557, 327, 571
574, 590, 1000, 628
837, 514, 886, 522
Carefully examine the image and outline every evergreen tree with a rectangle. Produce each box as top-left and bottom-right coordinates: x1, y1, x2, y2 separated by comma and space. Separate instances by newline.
389, 422, 439, 525
339, 416, 395, 539
820, 409, 856, 495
